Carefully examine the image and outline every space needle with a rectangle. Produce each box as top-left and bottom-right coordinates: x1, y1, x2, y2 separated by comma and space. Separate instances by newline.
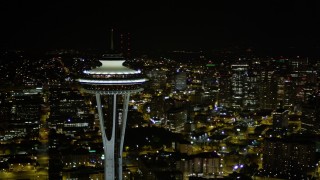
77, 29, 147, 180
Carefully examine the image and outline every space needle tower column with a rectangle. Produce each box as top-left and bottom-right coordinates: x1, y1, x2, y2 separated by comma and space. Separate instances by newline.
78, 51, 146, 179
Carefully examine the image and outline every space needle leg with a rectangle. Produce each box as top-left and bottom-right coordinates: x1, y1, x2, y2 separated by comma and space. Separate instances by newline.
118, 93, 130, 180
96, 93, 116, 180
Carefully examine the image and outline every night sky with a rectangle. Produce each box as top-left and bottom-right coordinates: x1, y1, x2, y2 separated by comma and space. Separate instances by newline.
1, 1, 320, 55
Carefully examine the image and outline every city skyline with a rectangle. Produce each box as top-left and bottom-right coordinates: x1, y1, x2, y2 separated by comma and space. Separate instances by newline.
1, 1, 320, 56
1, 1, 320, 179
0, 32, 320, 178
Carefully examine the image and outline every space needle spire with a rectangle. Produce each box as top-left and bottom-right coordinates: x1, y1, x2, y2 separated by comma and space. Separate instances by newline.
110, 28, 114, 51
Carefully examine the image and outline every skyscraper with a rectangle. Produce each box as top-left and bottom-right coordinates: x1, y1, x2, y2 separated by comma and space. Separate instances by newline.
230, 63, 249, 110
77, 52, 147, 179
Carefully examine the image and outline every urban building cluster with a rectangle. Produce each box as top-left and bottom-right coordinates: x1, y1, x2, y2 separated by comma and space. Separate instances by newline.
0, 49, 320, 179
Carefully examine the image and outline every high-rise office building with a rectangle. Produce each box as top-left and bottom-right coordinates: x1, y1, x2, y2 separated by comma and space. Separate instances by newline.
272, 71, 294, 109
10, 94, 42, 138
217, 69, 231, 107
272, 108, 289, 131
230, 63, 249, 110
244, 69, 260, 111
120, 32, 131, 58
259, 61, 276, 109
263, 136, 316, 178
78, 53, 147, 180
174, 72, 187, 91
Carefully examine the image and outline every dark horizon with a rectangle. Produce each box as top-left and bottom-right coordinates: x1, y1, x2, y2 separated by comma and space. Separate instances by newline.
1, 1, 320, 57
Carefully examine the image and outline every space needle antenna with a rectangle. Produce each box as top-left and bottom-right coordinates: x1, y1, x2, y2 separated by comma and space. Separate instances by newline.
110, 28, 114, 51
